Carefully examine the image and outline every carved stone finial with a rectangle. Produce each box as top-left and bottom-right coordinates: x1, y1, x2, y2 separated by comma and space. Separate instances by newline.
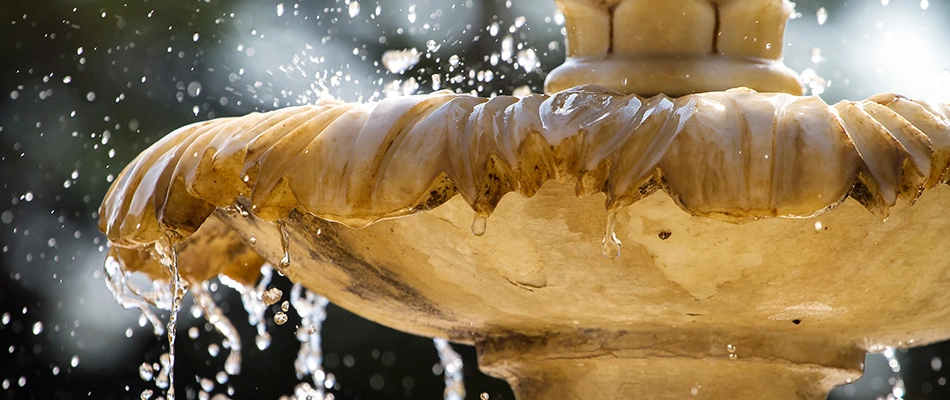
545, 0, 805, 96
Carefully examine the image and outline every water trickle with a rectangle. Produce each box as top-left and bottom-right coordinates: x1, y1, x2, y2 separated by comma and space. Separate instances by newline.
163, 241, 186, 400
220, 265, 275, 351
278, 221, 292, 271
883, 347, 906, 399
103, 253, 166, 335
291, 284, 331, 398
434, 338, 466, 400
602, 210, 622, 259
191, 283, 243, 375
471, 214, 487, 236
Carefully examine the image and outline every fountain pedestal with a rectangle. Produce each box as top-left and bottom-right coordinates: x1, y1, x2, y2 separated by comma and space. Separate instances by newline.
478, 330, 864, 399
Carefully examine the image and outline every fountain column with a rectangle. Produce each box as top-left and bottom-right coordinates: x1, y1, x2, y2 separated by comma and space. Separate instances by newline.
545, 0, 805, 96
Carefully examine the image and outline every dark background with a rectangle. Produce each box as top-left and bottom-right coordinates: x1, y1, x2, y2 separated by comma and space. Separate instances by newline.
2, 0, 950, 399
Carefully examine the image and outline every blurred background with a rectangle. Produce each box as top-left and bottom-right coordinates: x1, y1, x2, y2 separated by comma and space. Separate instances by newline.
2, 0, 950, 399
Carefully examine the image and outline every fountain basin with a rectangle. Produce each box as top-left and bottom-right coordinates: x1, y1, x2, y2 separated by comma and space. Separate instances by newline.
101, 86, 950, 399
177, 179, 949, 399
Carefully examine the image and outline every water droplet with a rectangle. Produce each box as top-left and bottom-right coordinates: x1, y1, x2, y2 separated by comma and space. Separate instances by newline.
262, 287, 282, 306
255, 333, 272, 350
348, 1, 360, 18
216, 371, 229, 384
274, 312, 288, 325
727, 344, 737, 353
199, 377, 214, 392
281, 300, 290, 312
86, 91, 96, 101
139, 362, 154, 381
816, 7, 828, 25
278, 221, 292, 271
602, 210, 621, 259
70, 355, 80, 367
187, 81, 201, 97
31, 321, 43, 335
248, 236, 256, 245
276, 3, 284, 17
208, 343, 220, 357
140, 389, 153, 400
471, 215, 487, 236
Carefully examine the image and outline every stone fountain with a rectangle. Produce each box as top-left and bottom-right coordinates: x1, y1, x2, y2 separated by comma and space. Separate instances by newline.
99, 0, 950, 399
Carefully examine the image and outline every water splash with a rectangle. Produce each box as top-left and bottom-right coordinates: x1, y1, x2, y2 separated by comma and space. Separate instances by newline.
291, 284, 331, 398
602, 209, 622, 259
434, 338, 466, 400
191, 283, 243, 376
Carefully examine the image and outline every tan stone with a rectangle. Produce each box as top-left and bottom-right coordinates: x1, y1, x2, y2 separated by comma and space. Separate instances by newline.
100, 86, 950, 399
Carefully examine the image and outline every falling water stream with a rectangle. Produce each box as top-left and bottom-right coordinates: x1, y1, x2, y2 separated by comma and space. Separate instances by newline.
104, 236, 470, 399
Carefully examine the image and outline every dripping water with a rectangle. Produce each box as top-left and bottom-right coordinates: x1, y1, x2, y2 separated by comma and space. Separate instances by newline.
434, 338, 466, 400
290, 283, 331, 398
278, 220, 292, 271
220, 264, 275, 350
883, 347, 907, 399
602, 209, 622, 259
191, 283, 243, 376
161, 239, 187, 400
